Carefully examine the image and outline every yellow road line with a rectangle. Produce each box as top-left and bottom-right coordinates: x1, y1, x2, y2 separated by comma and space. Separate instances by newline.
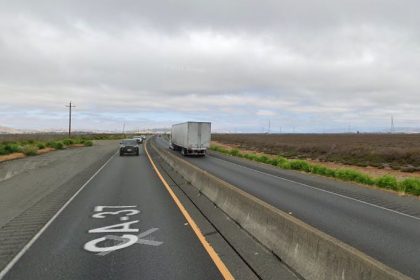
144, 142, 234, 280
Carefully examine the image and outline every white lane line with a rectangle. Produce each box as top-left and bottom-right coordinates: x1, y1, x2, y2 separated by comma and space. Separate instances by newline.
0, 151, 117, 279
207, 154, 420, 222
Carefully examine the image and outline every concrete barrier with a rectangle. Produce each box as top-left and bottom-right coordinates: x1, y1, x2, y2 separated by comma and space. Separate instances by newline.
150, 140, 411, 280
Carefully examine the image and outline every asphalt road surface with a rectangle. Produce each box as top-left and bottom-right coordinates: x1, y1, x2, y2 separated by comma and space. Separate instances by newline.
156, 137, 420, 279
1, 146, 223, 280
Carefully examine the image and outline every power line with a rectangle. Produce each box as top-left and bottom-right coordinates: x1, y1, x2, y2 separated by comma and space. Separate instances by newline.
65, 101, 76, 137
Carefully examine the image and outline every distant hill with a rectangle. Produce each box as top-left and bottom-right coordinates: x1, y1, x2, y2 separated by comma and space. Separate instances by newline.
0, 125, 24, 134
0, 125, 172, 135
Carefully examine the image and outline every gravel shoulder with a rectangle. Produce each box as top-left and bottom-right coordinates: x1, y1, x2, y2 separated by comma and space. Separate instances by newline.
0, 140, 118, 270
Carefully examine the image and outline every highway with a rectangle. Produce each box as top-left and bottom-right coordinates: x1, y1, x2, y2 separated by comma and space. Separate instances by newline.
156, 137, 420, 279
0, 146, 225, 280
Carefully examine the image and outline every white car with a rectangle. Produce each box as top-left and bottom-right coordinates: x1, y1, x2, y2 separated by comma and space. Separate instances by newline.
133, 137, 143, 144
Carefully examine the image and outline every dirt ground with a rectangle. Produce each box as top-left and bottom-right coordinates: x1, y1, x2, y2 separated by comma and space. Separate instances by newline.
0, 153, 25, 163
212, 138, 420, 180
212, 134, 420, 170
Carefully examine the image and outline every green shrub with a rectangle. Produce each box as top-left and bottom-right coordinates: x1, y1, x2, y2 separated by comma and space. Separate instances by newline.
72, 138, 83, 144
311, 165, 324, 175
211, 145, 229, 154
55, 141, 64, 149
399, 178, 420, 195
21, 145, 38, 156
376, 175, 398, 190
4, 143, 22, 153
277, 161, 291, 169
63, 139, 74, 145
244, 153, 258, 161
220, 148, 229, 154
211, 145, 228, 154
312, 165, 336, 177
210, 145, 219, 151
267, 158, 278, 166
0, 145, 8, 155
335, 169, 375, 185
276, 156, 288, 164
272, 156, 288, 168
46, 141, 64, 150
361, 175, 376, 185
289, 160, 312, 172
37, 143, 46, 149
256, 155, 269, 163
83, 140, 93, 147
230, 149, 240, 156
209, 144, 420, 196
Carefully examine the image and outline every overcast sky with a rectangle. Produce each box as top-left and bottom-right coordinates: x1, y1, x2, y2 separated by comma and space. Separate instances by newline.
0, 0, 419, 132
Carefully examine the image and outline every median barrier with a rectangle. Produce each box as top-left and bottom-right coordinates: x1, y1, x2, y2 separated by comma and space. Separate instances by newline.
149, 139, 411, 280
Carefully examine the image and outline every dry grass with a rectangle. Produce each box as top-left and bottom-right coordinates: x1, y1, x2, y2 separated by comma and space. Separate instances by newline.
0, 153, 26, 162
37, 148, 55, 155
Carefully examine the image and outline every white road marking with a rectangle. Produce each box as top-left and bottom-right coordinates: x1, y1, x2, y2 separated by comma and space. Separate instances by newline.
92, 209, 140, 219
208, 155, 420, 222
96, 228, 163, 256
88, 220, 140, 233
0, 151, 118, 280
84, 234, 138, 253
94, 205, 137, 212
136, 228, 163, 246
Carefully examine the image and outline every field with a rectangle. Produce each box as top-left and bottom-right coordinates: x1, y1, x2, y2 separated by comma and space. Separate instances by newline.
212, 133, 420, 172
0, 133, 124, 143
0, 133, 126, 158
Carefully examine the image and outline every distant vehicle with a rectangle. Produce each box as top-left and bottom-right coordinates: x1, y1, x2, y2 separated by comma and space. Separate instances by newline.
120, 139, 139, 156
133, 137, 143, 144
170, 122, 211, 156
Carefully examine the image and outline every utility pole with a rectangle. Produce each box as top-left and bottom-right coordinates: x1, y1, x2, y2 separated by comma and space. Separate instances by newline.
65, 101, 76, 137
391, 115, 395, 133
122, 122, 126, 136
268, 120, 271, 134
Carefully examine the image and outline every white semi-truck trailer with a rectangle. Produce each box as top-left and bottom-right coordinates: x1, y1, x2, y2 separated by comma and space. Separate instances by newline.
170, 122, 211, 156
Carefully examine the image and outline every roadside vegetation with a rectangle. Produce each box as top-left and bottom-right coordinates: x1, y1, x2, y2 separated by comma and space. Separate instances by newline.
212, 134, 420, 172
0, 134, 123, 157
210, 145, 420, 196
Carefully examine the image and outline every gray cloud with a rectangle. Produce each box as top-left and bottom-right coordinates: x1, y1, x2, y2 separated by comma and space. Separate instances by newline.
0, 0, 419, 132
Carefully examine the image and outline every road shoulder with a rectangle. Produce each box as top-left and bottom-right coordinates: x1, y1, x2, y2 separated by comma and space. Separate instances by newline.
0, 141, 117, 272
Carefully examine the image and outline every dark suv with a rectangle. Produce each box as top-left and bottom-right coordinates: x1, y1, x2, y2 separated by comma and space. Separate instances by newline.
120, 139, 139, 156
